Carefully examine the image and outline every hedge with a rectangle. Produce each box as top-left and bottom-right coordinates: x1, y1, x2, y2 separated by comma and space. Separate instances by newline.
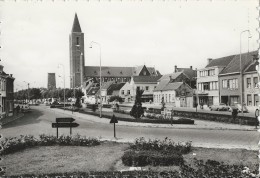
122, 150, 184, 167
0, 134, 100, 155
131, 137, 192, 154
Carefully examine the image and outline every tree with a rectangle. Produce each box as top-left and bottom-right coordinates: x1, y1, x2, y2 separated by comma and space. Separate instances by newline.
108, 96, 124, 103
161, 96, 166, 111
130, 88, 144, 119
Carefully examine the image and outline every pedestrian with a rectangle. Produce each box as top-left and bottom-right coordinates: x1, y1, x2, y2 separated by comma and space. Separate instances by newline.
16, 105, 20, 114
232, 108, 238, 121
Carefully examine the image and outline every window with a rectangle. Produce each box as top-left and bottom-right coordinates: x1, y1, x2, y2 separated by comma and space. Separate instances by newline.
165, 94, 167, 102
235, 79, 238, 89
143, 71, 146, 75
222, 80, 227, 88
121, 90, 124, 95
247, 78, 251, 88
254, 77, 258, 88
254, 94, 259, 106
169, 94, 171, 102
76, 37, 79, 45
127, 90, 130, 95
209, 69, 215, 76
203, 82, 209, 90
137, 86, 140, 90
247, 94, 252, 106
146, 86, 149, 91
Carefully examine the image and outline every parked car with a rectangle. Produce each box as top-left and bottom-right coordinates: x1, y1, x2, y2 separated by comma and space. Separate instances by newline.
21, 104, 30, 113
228, 103, 249, 113
209, 103, 229, 111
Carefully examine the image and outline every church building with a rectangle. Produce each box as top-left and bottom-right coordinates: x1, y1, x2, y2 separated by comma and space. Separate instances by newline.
69, 14, 160, 90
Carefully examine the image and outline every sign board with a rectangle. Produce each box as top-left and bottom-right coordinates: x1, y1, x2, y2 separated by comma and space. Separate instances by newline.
56, 117, 75, 123
110, 114, 118, 123
52, 122, 79, 128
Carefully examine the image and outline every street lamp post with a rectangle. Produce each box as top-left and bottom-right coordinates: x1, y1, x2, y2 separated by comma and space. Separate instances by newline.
240, 30, 251, 116
58, 64, 66, 111
90, 41, 102, 118
23, 81, 30, 104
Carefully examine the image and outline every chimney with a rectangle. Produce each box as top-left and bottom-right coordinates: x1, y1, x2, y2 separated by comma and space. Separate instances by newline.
207, 58, 213, 64
190, 66, 192, 69
174, 65, 177, 72
0, 65, 3, 73
10, 74, 13, 77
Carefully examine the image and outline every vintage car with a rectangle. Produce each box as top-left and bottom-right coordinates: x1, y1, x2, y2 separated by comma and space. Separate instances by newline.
209, 103, 229, 111
228, 102, 249, 113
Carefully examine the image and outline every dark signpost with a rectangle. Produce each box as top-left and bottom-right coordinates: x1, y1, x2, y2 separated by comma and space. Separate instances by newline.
110, 114, 118, 138
52, 117, 79, 138
255, 109, 259, 129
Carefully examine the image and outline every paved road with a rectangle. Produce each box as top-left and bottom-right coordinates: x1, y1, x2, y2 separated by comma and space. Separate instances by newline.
1, 105, 259, 150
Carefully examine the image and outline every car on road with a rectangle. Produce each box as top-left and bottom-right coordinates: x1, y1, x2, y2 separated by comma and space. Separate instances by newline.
20, 104, 31, 113
228, 103, 249, 113
209, 103, 229, 111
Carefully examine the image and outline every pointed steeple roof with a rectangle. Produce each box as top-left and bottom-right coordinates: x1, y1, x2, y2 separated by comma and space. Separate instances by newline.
72, 13, 82, 33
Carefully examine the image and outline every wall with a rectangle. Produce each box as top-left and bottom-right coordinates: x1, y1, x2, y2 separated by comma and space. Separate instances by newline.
219, 73, 241, 105
197, 67, 220, 97
244, 72, 259, 111
119, 82, 134, 102
171, 109, 256, 126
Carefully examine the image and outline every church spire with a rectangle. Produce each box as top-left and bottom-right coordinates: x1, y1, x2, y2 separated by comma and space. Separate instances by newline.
71, 13, 82, 33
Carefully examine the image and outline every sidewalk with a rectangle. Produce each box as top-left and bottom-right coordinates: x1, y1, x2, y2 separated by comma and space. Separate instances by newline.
51, 107, 257, 131
0, 113, 24, 126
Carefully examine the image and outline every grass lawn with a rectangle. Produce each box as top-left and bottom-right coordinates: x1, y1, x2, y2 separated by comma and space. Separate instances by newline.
0, 141, 129, 176
1, 142, 258, 176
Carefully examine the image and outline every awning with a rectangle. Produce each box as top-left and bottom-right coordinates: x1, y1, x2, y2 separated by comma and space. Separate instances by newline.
141, 94, 153, 99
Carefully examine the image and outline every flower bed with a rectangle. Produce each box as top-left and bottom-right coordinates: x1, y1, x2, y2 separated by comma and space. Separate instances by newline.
121, 137, 191, 167
122, 150, 184, 166
0, 134, 100, 155
78, 110, 194, 125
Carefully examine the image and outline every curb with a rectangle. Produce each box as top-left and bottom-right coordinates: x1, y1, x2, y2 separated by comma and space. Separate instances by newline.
0, 113, 25, 126
49, 107, 256, 131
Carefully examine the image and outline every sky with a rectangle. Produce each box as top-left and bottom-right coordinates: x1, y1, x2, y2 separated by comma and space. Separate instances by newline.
0, 0, 258, 90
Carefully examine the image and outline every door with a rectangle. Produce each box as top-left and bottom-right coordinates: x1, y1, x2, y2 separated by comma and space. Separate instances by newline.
180, 97, 186, 107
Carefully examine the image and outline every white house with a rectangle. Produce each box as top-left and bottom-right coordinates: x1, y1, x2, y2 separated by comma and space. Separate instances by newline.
197, 56, 234, 106
153, 79, 193, 108
119, 75, 161, 103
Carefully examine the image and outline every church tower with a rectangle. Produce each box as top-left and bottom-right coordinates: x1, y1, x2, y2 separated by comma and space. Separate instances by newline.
70, 13, 85, 88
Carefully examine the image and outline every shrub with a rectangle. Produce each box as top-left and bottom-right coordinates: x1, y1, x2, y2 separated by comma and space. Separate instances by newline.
1, 135, 38, 155
108, 96, 124, 103
131, 137, 192, 154
0, 134, 101, 155
122, 150, 184, 167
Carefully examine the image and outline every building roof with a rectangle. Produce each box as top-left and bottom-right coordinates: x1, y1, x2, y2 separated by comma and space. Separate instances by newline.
84, 65, 159, 78
244, 54, 260, 73
72, 13, 82, 33
107, 83, 125, 95
163, 82, 183, 91
86, 87, 99, 96
180, 68, 197, 80
158, 72, 183, 81
101, 81, 114, 90
154, 80, 183, 91
205, 55, 235, 68
219, 50, 258, 75
132, 75, 162, 83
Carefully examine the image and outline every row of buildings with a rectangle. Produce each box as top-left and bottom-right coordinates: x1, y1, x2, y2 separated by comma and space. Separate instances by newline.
82, 50, 259, 112
0, 64, 15, 119
70, 14, 260, 111
197, 50, 259, 110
